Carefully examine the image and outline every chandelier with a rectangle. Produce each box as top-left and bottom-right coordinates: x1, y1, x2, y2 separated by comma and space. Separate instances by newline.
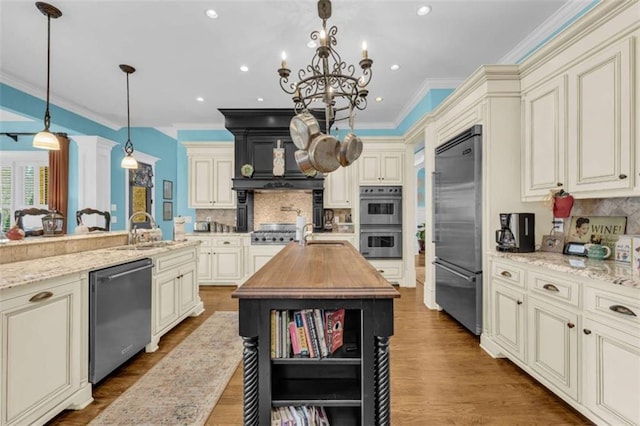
277, 0, 373, 135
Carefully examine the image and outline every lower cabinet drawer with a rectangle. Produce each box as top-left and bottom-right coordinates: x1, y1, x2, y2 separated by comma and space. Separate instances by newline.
528, 271, 580, 307
584, 286, 640, 327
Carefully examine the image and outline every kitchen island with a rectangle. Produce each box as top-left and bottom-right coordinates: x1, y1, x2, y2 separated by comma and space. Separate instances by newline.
232, 240, 400, 425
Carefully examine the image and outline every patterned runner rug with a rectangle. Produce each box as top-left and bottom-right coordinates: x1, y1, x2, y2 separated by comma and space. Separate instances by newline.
90, 311, 242, 425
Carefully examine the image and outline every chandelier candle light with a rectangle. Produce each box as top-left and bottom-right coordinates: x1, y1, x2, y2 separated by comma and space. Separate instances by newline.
120, 64, 139, 169
33, 2, 62, 150
277, 0, 373, 136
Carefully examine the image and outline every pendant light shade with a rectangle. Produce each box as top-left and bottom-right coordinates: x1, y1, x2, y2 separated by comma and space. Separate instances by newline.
33, 2, 62, 151
119, 64, 139, 169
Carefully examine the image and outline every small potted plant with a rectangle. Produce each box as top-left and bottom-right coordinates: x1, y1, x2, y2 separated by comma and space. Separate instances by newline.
416, 223, 425, 253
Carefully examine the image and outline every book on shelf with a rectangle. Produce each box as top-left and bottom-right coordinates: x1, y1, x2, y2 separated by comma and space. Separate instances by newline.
271, 406, 330, 426
325, 308, 345, 354
272, 309, 346, 359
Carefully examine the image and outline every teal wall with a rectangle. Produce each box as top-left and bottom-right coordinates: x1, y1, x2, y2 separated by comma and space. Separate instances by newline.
2, 83, 452, 239
0, 83, 179, 239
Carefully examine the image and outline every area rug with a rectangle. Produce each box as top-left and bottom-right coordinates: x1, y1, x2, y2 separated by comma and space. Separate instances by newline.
90, 311, 242, 426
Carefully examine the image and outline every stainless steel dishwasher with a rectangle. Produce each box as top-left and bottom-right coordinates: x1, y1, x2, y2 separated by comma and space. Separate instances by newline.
89, 258, 153, 384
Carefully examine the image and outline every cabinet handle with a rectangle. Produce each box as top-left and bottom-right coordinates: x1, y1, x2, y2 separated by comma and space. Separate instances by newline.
29, 291, 53, 302
517, 300, 522, 305
609, 304, 637, 317
500, 270, 512, 278
223, 241, 230, 245
567, 322, 575, 329
619, 174, 627, 180
543, 283, 560, 292
583, 329, 592, 335
378, 269, 385, 273
557, 182, 563, 187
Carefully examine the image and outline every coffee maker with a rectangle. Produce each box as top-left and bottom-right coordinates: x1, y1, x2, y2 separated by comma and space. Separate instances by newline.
496, 213, 535, 252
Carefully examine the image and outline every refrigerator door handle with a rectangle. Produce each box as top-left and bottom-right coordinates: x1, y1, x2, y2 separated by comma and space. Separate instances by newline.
431, 171, 439, 243
433, 261, 476, 282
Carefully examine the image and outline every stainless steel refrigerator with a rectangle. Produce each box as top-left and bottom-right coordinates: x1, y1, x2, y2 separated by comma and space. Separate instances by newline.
433, 125, 483, 335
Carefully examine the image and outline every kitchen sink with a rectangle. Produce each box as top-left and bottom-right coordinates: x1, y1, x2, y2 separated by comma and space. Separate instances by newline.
111, 241, 178, 250
306, 240, 346, 246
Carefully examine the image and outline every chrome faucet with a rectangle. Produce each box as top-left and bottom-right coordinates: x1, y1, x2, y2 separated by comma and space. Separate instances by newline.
128, 211, 158, 245
300, 223, 314, 246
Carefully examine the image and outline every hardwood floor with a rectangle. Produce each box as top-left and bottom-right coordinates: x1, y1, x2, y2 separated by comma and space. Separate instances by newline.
49, 283, 591, 425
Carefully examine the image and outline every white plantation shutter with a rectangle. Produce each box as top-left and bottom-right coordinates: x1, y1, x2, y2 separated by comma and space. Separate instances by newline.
0, 152, 49, 231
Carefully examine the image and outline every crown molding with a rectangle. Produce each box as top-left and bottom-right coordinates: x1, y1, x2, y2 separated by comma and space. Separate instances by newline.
1, 71, 121, 131
393, 78, 464, 129
499, 0, 597, 64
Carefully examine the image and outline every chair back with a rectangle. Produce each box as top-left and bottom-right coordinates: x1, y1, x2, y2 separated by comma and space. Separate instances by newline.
14, 208, 56, 237
76, 208, 110, 232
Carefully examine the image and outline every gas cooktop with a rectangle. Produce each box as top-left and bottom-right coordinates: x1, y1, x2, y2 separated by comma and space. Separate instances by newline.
251, 223, 297, 245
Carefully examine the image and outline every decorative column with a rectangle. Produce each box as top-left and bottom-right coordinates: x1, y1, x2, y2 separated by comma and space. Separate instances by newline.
242, 336, 259, 425
375, 336, 391, 426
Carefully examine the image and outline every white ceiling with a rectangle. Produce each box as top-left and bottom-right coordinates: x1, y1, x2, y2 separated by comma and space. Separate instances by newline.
0, 0, 586, 132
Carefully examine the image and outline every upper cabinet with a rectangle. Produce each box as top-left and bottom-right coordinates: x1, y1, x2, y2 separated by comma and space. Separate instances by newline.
324, 163, 354, 208
521, 16, 638, 200
184, 142, 236, 209
566, 37, 634, 195
358, 144, 404, 185
522, 76, 567, 199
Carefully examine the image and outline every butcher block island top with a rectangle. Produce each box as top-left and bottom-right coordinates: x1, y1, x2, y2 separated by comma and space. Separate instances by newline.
233, 240, 400, 299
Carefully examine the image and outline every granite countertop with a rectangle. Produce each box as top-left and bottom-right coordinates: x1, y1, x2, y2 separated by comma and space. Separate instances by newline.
490, 251, 639, 289
0, 240, 200, 291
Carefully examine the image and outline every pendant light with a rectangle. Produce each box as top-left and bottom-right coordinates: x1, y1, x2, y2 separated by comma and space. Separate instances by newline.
33, 2, 62, 150
120, 64, 139, 169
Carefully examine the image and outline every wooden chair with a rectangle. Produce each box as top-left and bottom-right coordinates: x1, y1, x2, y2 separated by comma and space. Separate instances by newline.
14, 208, 55, 237
76, 208, 110, 232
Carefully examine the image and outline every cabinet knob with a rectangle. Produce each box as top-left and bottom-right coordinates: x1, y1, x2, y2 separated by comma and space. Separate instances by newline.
619, 174, 627, 180
29, 291, 53, 303
500, 270, 512, 278
378, 269, 385, 273
517, 300, 523, 305
557, 182, 563, 187
583, 329, 592, 335
567, 322, 575, 329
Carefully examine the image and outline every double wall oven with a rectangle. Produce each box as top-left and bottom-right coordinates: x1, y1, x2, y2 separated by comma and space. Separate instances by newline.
359, 186, 402, 259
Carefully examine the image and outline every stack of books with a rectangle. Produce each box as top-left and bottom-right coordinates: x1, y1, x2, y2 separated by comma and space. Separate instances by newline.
271, 406, 330, 425
271, 309, 345, 359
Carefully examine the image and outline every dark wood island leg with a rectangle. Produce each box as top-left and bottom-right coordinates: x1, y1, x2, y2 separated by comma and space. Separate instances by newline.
242, 336, 259, 426
375, 335, 391, 425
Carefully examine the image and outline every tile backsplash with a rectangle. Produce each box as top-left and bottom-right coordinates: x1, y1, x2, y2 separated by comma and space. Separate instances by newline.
253, 191, 313, 229
571, 197, 640, 234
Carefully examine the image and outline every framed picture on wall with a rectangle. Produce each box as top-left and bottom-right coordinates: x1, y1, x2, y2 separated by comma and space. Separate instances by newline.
163, 201, 173, 221
163, 180, 173, 200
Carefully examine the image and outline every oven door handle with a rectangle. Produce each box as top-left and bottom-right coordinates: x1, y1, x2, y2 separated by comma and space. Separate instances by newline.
433, 261, 475, 282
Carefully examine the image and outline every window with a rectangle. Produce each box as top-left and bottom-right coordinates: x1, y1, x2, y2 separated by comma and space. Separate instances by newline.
0, 152, 49, 231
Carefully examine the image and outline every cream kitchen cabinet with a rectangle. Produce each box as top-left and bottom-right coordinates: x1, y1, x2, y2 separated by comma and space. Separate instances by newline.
583, 285, 640, 426
566, 37, 635, 196
246, 245, 286, 277
358, 148, 404, 185
324, 163, 354, 208
521, 75, 567, 199
188, 235, 244, 285
521, 32, 637, 200
147, 246, 203, 352
368, 259, 403, 284
0, 273, 92, 426
185, 142, 236, 209
486, 255, 640, 425
527, 296, 579, 400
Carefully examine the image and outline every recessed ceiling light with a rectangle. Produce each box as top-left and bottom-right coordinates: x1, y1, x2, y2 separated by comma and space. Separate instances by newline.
205, 9, 218, 19
240, 65, 249, 72
307, 40, 317, 48
390, 64, 400, 71
375, 97, 383, 102
257, 97, 264, 102
196, 97, 204, 102
417, 5, 432, 16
